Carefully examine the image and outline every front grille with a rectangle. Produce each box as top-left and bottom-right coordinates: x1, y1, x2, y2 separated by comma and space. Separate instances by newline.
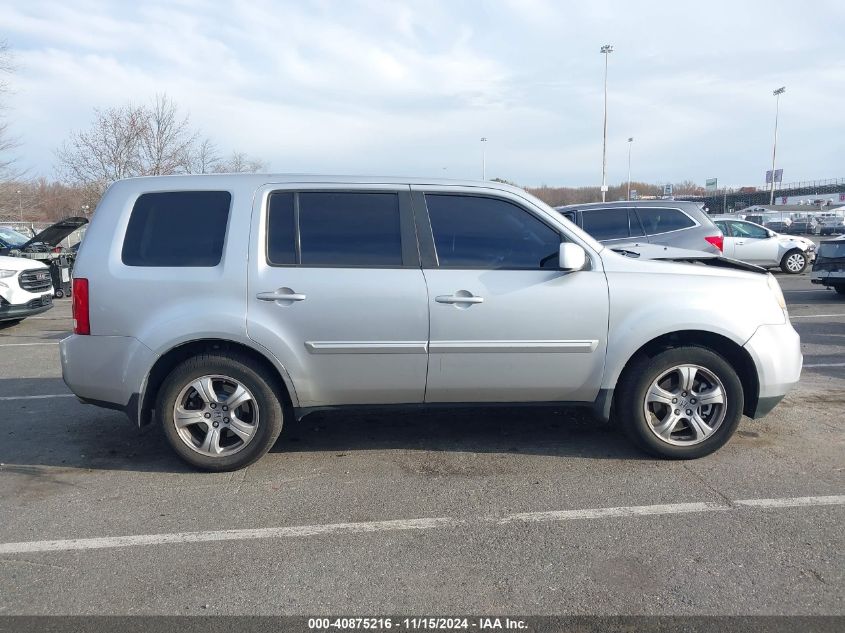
18, 268, 52, 293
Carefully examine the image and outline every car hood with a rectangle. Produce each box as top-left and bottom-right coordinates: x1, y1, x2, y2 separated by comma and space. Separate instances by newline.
20, 217, 88, 249
0, 255, 48, 271
600, 246, 767, 279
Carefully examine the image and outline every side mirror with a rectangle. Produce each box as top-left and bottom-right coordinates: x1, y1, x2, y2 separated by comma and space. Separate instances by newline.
559, 243, 587, 271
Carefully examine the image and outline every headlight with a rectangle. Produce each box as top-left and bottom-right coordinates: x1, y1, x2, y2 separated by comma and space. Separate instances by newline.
0, 269, 17, 279
767, 273, 788, 316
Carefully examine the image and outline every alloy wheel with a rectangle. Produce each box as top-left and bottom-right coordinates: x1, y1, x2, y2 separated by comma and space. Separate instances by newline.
643, 364, 727, 446
172, 374, 259, 457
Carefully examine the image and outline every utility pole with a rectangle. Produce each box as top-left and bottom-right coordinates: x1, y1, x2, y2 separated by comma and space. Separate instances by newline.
480, 137, 487, 180
770, 86, 785, 205
17, 189, 22, 223
626, 137, 633, 201
600, 44, 613, 202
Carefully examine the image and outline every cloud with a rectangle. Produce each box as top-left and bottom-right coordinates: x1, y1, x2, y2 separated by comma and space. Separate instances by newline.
2, 0, 842, 187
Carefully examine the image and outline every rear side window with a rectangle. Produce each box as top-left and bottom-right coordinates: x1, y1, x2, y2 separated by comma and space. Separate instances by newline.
581, 208, 638, 241
266, 191, 403, 266
122, 191, 231, 267
636, 207, 696, 235
426, 194, 560, 269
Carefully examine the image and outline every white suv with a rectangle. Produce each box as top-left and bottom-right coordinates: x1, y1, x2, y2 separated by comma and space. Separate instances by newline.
0, 255, 54, 323
61, 175, 802, 470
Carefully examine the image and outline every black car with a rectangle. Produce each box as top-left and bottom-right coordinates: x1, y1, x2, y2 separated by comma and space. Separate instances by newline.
0, 217, 88, 255
787, 219, 821, 235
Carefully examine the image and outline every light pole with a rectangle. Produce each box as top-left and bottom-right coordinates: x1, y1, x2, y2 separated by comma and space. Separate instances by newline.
770, 86, 785, 205
480, 137, 487, 180
600, 44, 613, 202
626, 137, 634, 201
17, 189, 22, 223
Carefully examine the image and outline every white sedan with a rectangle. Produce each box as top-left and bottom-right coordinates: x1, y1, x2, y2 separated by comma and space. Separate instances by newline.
714, 218, 815, 274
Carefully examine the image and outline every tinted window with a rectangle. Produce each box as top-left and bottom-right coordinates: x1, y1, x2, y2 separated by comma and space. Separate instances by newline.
426, 194, 560, 269
636, 207, 696, 235
299, 192, 402, 266
122, 191, 231, 267
266, 192, 296, 265
715, 220, 729, 235
581, 208, 632, 241
729, 221, 768, 239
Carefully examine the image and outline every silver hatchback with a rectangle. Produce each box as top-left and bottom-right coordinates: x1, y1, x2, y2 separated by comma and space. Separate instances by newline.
61, 175, 802, 470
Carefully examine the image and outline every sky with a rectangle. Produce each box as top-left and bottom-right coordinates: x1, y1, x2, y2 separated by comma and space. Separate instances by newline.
2, 0, 844, 188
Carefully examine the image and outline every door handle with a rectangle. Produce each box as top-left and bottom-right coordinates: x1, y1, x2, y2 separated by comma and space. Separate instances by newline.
735, 241, 746, 245
435, 294, 484, 304
257, 289, 307, 302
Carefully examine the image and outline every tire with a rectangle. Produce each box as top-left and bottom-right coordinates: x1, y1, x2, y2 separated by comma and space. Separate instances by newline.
835, 286, 845, 296
54, 289, 64, 298
616, 346, 744, 459
156, 352, 284, 471
780, 249, 807, 274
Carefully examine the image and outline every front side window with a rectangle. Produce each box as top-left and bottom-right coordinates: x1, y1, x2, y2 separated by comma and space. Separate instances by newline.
715, 220, 729, 235
266, 191, 403, 266
636, 207, 696, 235
580, 208, 633, 241
729, 221, 768, 239
122, 191, 231, 267
425, 194, 561, 269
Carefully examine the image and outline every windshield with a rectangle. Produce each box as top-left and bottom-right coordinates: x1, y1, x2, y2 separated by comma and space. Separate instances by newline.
0, 226, 30, 247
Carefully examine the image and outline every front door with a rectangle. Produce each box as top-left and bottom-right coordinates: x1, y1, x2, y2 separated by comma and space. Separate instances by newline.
415, 188, 609, 403
728, 220, 780, 265
247, 186, 429, 407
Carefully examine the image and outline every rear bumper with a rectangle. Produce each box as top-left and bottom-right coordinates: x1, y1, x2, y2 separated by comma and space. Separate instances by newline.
60, 334, 154, 423
742, 321, 803, 418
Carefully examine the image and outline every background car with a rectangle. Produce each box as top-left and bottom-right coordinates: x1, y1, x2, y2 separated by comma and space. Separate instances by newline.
764, 220, 792, 233
818, 216, 845, 235
811, 236, 845, 295
714, 218, 815, 274
787, 218, 821, 235
0, 255, 54, 324
556, 200, 724, 256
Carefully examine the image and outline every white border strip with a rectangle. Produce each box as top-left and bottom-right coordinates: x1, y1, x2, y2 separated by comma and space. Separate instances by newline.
0, 495, 841, 555
0, 394, 75, 401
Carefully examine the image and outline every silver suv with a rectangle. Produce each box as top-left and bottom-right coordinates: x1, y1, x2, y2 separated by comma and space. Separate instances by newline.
62, 175, 802, 471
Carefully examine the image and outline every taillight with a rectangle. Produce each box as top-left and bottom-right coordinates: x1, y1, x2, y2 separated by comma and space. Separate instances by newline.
72, 278, 90, 335
705, 234, 724, 252
52, 246, 62, 253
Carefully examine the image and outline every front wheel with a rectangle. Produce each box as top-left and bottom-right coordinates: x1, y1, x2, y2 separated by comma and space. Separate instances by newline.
780, 249, 807, 274
616, 346, 744, 459
156, 353, 284, 471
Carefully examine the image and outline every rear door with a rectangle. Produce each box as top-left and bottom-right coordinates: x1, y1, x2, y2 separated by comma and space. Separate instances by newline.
414, 187, 609, 403
247, 185, 430, 407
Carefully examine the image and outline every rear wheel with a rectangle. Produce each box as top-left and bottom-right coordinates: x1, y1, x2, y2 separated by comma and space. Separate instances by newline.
780, 249, 807, 274
835, 286, 845, 296
156, 353, 284, 471
616, 346, 744, 459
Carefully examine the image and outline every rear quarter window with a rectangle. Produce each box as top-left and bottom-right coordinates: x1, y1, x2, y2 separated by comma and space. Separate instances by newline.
122, 191, 231, 267
636, 207, 696, 235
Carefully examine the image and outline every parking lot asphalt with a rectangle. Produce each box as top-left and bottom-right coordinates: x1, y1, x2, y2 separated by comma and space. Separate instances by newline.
0, 271, 843, 616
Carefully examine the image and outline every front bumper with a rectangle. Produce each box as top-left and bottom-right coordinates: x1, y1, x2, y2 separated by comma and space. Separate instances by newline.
0, 294, 53, 321
742, 321, 803, 418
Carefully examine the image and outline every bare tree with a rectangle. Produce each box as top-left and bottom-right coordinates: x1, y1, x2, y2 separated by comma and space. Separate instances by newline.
55, 103, 147, 195
139, 94, 197, 175
214, 151, 267, 173
184, 137, 220, 174
0, 39, 21, 183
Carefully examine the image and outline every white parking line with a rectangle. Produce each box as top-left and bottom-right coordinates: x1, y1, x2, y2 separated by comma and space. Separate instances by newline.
804, 363, 845, 369
0, 394, 75, 401
0, 495, 840, 555
791, 314, 845, 319
0, 342, 59, 347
